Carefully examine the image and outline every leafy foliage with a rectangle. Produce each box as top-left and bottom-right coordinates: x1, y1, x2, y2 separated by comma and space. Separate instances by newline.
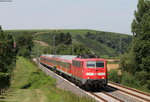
108, 69, 119, 83
76, 32, 132, 57
108, 69, 150, 93
55, 43, 91, 55
0, 25, 17, 94
55, 32, 72, 46
16, 32, 34, 58
120, 0, 150, 90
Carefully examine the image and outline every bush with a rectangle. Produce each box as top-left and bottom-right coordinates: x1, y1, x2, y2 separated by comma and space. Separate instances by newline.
146, 80, 150, 89
108, 69, 119, 83
121, 72, 140, 88
135, 71, 149, 85
18, 46, 31, 58
119, 52, 136, 73
22, 69, 56, 89
108, 69, 150, 93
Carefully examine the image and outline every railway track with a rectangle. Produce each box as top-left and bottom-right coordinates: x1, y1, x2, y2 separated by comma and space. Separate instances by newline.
89, 91, 125, 102
108, 82, 150, 102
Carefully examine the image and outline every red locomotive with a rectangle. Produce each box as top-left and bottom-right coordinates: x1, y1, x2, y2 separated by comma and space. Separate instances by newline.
39, 54, 107, 89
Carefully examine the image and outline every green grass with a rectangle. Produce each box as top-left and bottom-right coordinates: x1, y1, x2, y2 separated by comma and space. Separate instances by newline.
107, 62, 119, 64
0, 57, 95, 102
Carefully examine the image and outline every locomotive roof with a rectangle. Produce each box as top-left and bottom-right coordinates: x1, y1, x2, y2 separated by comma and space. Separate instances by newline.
41, 54, 77, 61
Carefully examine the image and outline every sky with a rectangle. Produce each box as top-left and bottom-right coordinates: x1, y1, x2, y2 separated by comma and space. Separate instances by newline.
0, 0, 138, 34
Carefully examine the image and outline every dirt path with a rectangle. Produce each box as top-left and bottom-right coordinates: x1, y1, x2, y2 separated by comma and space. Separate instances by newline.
33, 40, 49, 47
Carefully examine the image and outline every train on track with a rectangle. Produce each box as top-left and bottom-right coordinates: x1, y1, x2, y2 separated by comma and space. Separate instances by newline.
39, 54, 107, 89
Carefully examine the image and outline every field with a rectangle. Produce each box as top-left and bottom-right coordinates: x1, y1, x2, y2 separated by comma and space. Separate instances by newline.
107, 59, 119, 71
107, 64, 119, 71
0, 57, 95, 102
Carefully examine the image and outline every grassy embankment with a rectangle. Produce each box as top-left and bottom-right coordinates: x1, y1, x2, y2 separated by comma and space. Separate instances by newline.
0, 57, 95, 102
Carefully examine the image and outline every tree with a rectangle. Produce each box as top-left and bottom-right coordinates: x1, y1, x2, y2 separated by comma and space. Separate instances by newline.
120, 0, 150, 89
56, 43, 91, 55
16, 32, 34, 58
131, 0, 150, 72
55, 32, 72, 46
0, 25, 16, 94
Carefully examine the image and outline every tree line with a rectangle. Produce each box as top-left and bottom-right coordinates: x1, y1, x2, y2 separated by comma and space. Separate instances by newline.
75, 32, 132, 57
43, 32, 91, 55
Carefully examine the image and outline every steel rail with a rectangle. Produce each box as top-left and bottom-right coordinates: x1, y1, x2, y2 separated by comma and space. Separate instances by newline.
89, 92, 108, 102
108, 82, 150, 102
101, 91, 125, 102
89, 91, 125, 102
109, 82, 150, 97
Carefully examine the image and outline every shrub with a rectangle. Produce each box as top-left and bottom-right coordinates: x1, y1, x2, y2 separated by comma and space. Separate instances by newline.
121, 72, 140, 88
135, 71, 149, 85
146, 80, 150, 89
22, 70, 56, 89
108, 69, 119, 83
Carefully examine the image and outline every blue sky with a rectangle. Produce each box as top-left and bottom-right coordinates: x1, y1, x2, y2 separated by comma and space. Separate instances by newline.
0, 0, 138, 34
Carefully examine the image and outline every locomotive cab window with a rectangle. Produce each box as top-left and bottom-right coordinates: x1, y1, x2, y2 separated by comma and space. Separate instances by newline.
86, 61, 104, 68
96, 61, 104, 68
86, 61, 95, 68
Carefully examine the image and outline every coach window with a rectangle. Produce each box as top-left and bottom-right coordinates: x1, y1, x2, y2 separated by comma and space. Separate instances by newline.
54, 60, 56, 65
49, 59, 52, 63
73, 61, 80, 67
60, 62, 62, 67
52, 60, 54, 64
80, 62, 83, 67
60, 62, 63, 67
78, 61, 81, 67
57, 61, 60, 66
61, 62, 63, 67
48, 59, 51, 63
63, 62, 66, 68
67, 63, 70, 69
66, 63, 70, 69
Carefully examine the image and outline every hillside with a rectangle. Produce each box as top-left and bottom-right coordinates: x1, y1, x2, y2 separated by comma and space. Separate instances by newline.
5, 29, 132, 57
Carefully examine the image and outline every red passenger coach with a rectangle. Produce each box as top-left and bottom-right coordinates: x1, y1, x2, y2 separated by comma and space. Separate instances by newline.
39, 54, 107, 89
